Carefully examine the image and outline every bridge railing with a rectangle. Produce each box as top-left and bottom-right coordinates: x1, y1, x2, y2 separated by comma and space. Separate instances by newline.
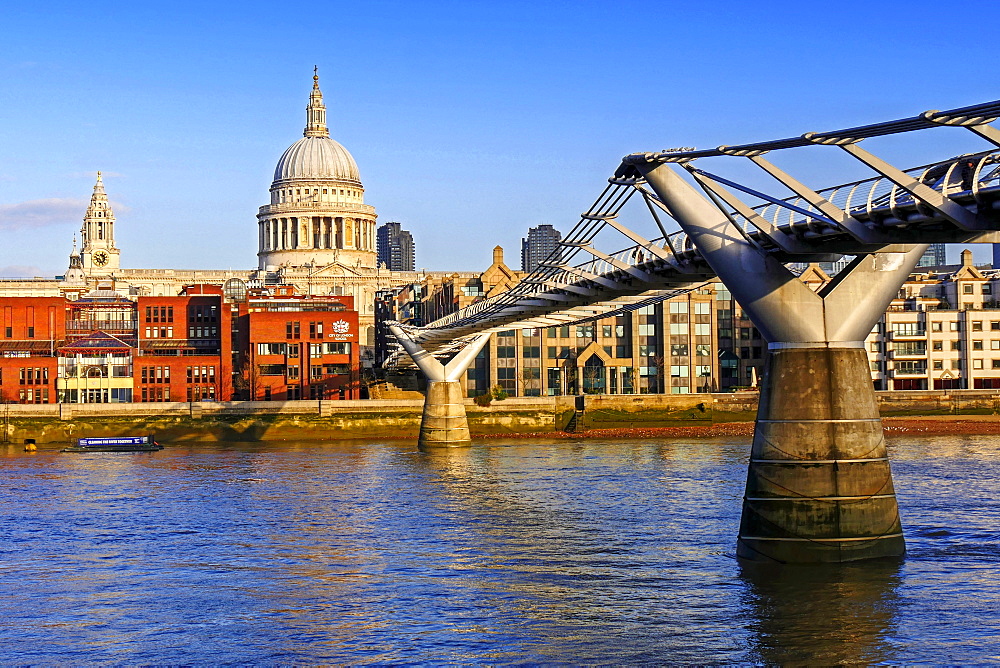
737, 150, 1000, 237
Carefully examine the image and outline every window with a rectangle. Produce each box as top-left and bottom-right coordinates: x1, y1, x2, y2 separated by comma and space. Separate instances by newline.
669, 302, 688, 314
870, 342, 880, 352
932, 322, 943, 332
694, 302, 710, 315
670, 344, 688, 357
933, 341, 943, 351
964, 284, 974, 294
640, 324, 657, 336
496, 346, 516, 358
974, 359, 984, 369
992, 340, 1000, 350
259, 364, 284, 375
951, 341, 962, 351
670, 365, 688, 377
950, 322, 961, 332
323, 342, 351, 355
696, 344, 711, 356
602, 325, 612, 338
286, 321, 300, 339
694, 323, 711, 336
523, 346, 540, 358
994, 360, 1000, 369
933, 360, 943, 370
973, 321, 983, 331
287, 366, 299, 380
974, 340, 984, 351
310, 344, 322, 358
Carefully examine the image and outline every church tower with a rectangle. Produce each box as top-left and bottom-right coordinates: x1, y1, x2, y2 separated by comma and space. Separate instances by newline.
80, 172, 120, 274
63, 236, 86, 285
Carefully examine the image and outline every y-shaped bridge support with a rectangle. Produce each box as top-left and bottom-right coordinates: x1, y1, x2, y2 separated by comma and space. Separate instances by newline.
637, 162, 925, 563
389, 326, 492, 450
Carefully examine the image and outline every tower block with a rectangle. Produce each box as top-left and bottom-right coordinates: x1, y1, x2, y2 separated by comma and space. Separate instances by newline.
389, 326, 491, 449
637, 162, 922, 563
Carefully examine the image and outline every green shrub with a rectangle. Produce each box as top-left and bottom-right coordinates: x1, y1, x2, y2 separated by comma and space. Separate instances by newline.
490, 385, 509, 401
473, 393, 493, 407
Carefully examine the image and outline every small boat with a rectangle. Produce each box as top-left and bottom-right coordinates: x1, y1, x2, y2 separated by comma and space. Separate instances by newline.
62, 435, 163, 453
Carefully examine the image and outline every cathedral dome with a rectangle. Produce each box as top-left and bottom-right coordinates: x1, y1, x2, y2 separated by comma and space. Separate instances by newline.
273, 136, 360, 184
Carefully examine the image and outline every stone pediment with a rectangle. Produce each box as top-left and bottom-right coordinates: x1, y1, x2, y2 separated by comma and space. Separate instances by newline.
577, 340, 613, 365
799, 263, 831, 287
299, 261, 363, 278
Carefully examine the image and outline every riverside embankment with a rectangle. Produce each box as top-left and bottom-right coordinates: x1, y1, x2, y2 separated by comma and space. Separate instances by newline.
6, 389, 1000, 443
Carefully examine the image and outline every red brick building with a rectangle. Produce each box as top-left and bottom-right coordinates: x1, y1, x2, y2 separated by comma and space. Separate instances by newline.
236, 286, 360, 400
0, 282, 360, 404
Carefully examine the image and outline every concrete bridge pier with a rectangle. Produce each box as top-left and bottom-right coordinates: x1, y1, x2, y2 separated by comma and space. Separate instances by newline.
389, 325, 491, 449
636, 161, 927, 563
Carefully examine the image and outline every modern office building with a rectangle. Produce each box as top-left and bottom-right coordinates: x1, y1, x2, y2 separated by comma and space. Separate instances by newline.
376, 222, 416, 271
520, 224, 561, 272
917, 243, 948, 267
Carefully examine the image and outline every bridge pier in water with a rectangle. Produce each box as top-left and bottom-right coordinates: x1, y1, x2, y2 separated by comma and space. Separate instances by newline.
389, 325, 491, 450
636, 161, 927, 563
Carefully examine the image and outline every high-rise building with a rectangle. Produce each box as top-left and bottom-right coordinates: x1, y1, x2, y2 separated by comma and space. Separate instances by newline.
376, 222, 415, 271
917, 243, 948, 267
520, 224, 561, 272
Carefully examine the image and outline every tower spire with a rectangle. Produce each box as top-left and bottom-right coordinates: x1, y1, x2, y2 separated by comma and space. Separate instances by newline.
304, 67, 330, 138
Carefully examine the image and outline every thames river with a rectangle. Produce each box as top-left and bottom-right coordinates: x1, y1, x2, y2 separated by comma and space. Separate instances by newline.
1, 435, 998, 663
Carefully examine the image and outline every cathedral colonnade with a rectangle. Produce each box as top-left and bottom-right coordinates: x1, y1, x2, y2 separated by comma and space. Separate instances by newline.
258, 216, 376, 253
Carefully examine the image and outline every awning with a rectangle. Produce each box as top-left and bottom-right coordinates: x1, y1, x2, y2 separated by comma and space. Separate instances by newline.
0, 341, 53, 352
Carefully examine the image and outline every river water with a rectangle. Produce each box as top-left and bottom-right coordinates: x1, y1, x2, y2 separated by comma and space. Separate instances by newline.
1, 435, 998, 663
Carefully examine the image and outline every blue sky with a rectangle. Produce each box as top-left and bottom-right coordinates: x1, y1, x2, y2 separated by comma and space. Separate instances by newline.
1, 0, 996, 276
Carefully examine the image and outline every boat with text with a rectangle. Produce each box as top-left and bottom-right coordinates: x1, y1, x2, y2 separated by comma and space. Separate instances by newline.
62, 436, 163, 453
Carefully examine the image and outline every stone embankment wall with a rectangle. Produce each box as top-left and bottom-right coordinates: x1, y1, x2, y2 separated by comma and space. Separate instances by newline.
3, 390, 999, 443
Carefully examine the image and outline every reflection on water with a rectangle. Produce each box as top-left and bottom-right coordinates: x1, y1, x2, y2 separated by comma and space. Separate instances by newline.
741, 560, 902, 664
0, 436, 998, 662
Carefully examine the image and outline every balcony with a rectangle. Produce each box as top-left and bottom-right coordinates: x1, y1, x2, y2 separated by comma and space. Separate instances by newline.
890, 365, 927, 377
890, 348, 927, 359
888, 329, 926, 340
66, 319, 137, 332
258, 202, 376, 216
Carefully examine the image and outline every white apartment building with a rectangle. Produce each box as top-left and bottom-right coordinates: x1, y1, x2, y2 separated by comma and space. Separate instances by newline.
867, 249, 1000, 390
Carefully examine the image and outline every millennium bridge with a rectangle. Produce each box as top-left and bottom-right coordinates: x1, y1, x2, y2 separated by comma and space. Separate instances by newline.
388, 99, 1000, 564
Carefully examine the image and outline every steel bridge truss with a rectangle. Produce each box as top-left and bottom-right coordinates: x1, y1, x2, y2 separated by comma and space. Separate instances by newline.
386, 99, 1000, 367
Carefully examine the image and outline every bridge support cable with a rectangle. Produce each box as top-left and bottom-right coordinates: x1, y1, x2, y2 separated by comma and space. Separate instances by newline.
389, 324, 491, 449
635, 159, 924, 563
